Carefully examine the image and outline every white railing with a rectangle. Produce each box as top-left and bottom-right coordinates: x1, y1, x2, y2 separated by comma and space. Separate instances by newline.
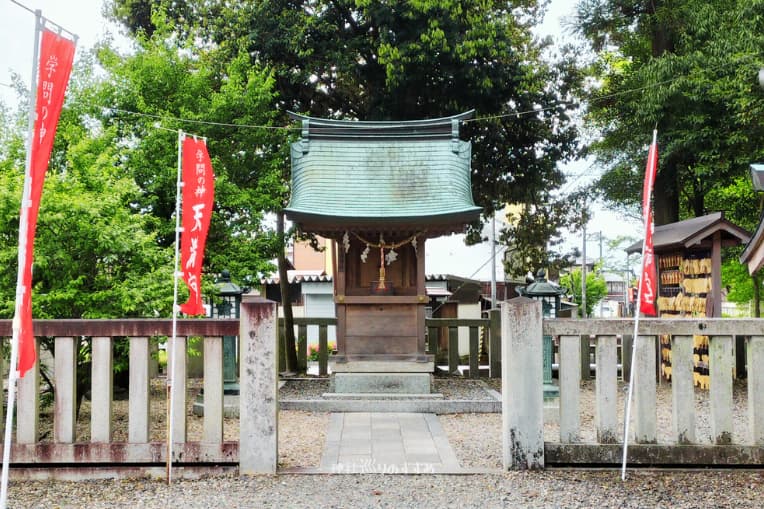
0, 294, 277, 477
502, 297, 764, 469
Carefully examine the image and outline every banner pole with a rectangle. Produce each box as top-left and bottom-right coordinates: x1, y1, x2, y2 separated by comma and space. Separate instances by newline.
621, 129, 658, 480
0, 10, 42, 508
621, 250, 645, 480
167, 129, 184, 484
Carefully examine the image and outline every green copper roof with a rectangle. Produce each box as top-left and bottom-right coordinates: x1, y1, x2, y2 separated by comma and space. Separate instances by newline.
285, 112, 481, 232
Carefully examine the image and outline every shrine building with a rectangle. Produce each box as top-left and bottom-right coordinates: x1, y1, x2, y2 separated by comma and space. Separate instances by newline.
285, 111, 481, 393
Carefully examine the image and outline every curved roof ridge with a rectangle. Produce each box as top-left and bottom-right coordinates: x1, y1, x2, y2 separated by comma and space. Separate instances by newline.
287, 110, 475, 128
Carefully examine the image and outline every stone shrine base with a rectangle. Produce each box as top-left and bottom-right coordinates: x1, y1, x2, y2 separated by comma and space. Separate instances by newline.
330, 360, 435, 395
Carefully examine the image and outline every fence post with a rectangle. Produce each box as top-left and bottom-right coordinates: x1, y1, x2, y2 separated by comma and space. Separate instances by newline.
239, 293, 278, 474
16, 339, 39, 444
559, 335, 581, 443
54, 336, 77, 443
489, 309, 501, 378
710, 335, 733, 445
318, 325, 328, 376
129, 336, 150, 443
469, 326, 480, 378
633, 335, 657, 443
748, 336, 764, 445
595, 335, 618, 444
168, 336, 188, 444
297, 324, 308, 372
671, 335, 695, 444
502, 297, 543, 470
203, 336, 224, 444
448, 326, 459, 374
91, 336, 114, 443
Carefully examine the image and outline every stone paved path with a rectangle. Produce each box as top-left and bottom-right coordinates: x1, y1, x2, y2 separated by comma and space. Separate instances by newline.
319, 412, 463, 473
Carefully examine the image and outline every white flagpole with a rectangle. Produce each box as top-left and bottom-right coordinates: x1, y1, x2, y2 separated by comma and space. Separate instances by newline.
167, 129, 184, 484
621, 129, 658, 480
1, 10, 42, 508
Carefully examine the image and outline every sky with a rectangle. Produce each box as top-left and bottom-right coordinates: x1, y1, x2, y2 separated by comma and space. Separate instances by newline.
0, 0, 640, 282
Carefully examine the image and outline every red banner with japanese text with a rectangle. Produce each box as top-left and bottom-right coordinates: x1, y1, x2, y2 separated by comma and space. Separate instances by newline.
17, 29, 76, 377
179, 137, 215, 315
639, 133, 659, 316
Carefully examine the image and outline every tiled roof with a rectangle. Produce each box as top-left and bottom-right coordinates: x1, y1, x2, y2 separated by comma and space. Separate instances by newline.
625, 212, 750, 254
285, 112, 481, 232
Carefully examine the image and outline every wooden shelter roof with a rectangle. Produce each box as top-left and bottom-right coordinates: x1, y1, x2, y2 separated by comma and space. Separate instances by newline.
740, 216, 764, 274
285, 112, 481, 236
625, 212, 750, 254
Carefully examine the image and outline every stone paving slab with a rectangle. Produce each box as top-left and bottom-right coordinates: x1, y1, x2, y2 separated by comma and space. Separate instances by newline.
319, 412, 463, 474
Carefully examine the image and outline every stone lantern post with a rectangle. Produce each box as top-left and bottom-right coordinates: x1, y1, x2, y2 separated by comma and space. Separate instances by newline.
517, 269, 563, 399
208, 270, 243, 394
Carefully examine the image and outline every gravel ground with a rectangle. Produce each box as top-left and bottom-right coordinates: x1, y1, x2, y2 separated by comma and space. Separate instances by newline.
9, 376, 763, 508
8, 470, 763, 508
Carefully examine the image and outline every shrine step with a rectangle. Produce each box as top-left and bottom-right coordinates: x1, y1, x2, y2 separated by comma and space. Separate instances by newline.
321, 393, 444, 400
332, 372, 431, 394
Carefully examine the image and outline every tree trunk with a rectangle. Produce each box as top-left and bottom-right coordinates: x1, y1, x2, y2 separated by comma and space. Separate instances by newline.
277, 211, 298, 373
653, 157, 680, 226
648, 1, 681, 226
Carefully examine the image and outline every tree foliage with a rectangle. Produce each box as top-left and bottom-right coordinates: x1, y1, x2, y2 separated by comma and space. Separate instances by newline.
576, 0, 764, 227
108, 0, 587, 278
96, 30, 285, 282
1, 31, 285, 320
0, 58, 174, 320
559, 265, 608, 317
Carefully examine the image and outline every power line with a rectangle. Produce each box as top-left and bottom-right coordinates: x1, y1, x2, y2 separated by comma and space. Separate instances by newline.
429, 243, 509, 316
107, 107, 299, 131
559, 161, 601, 194
6, 49, 752, 134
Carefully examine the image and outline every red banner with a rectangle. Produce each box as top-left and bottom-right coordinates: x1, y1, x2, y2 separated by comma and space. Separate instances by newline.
639, 134, 659, 316
17, 29, 76, 377
179, 137, 215, 315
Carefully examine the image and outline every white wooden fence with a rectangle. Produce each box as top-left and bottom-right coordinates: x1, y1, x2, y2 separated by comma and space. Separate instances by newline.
0, 294, 277, 478
3, 295, 763, 476
502, 297, 764, 469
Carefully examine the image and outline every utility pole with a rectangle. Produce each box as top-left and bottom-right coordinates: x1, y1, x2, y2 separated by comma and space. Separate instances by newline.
623, 257, 630, 317
583, 230, 605, 316
597, 231, 603, 316
491, 214, 497, 309
582, 221, 587, 318
598, 231, 603, 266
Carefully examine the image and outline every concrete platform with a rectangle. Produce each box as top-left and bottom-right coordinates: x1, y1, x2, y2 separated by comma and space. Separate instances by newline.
331, 361, 434, 373
321, 393, 444, 400
333, 372, 431, 394
318, 412, 463, 473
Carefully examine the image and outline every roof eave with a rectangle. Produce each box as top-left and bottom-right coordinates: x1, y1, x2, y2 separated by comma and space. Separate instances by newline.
286, 207, 481, 233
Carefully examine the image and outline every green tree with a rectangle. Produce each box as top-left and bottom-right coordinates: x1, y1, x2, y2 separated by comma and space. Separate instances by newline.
96, 34, 284, 282
576, 0, 764, 226
0, 61, 177, 409
705, 175, 762, 315
108, 0, 587, 278
560, 265, 608, 318
0, 55, 174, 320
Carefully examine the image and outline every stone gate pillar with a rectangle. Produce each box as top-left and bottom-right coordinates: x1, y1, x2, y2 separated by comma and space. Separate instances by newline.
239, 294, 278, 474
502, 296, 544, 470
